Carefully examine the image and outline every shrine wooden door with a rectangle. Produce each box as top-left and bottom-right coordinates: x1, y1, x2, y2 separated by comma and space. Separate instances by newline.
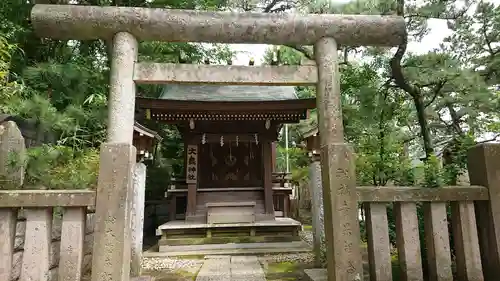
199, 142, 262, 188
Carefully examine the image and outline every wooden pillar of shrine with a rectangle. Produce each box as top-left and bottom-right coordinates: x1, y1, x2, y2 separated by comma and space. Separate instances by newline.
263, 140, 274, 217
271, 141, 277, 172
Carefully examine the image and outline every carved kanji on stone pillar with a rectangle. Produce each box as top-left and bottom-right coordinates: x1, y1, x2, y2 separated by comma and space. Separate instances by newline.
315, 37, 363, 281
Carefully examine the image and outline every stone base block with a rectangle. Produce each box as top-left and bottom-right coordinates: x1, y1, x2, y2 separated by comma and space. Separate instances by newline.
304, 269, 327, 281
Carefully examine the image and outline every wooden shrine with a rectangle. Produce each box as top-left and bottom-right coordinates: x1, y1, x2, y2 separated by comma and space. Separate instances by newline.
133, 122, 162, 162
136, 83, 315, 248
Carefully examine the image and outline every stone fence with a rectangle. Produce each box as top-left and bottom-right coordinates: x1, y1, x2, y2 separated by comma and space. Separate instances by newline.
11, 207, 95, 281
305, 143, 500, 281
0, 121, 99, 281
0, 119, 148, 281
0, 190, 96, 281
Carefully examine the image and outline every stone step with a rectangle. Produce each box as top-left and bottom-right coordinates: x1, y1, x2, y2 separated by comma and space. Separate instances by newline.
196, 200, 265, 209
304, 269, 327, 281
152, 241, 311, 256
195, 256, 266, 281
195, 206, 266, 212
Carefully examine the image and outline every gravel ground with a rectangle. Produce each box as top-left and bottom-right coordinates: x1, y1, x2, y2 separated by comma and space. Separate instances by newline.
259, 252, 314, 264
258, 230, 315, 264
142, 230, 315, 272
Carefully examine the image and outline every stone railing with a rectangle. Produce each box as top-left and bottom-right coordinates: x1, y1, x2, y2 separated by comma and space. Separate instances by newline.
358, 185, 487, 281
0, 190, 95, 281
305, 143, 500, 281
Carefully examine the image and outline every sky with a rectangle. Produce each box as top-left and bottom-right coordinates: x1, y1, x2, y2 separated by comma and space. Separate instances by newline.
231, 18, 451, 65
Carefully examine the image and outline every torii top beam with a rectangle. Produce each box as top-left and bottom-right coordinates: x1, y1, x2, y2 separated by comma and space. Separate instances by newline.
30, 5, 406, 47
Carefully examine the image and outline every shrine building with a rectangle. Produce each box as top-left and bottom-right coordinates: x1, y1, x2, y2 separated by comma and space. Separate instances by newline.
135, 82, 315, 252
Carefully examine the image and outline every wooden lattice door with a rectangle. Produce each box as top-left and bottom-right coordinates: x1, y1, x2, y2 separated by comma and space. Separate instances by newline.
199, 142, 262, 188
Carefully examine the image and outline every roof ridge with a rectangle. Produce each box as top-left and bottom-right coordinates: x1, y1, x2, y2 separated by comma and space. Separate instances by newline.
160, 84, 299, 102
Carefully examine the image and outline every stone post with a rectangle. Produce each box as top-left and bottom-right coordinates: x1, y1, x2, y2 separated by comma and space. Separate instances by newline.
91, 31, 138, 281
0, 121, 25, 188
91, 143, 136, 281
107, 32, 138, 144
0, 121, 25, 281
467, 143, 500, 280
314, 37, 363, 281
130, 163, 146, 277
309, 152, 326, 267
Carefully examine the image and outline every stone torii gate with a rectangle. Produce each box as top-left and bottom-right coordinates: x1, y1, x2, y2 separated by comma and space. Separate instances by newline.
30, 5, 406, 281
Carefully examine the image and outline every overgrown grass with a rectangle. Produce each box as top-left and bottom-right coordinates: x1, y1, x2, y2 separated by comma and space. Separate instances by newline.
4, 145, 100, 190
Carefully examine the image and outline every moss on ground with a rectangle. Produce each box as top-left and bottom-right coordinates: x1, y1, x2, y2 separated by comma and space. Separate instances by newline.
267, 261, 299, 274
262, 261, 314, 281
302, 225, 312, 231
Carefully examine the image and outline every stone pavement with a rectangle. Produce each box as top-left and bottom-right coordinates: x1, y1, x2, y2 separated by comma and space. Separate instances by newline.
195, 256, 266, 281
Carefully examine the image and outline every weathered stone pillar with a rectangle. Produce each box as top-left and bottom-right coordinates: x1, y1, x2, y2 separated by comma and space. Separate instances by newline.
91, 143, 136, 281
107, 32, 138, 144
0, 121, 25, 187
0, 121, 25, 281
309, 152, 326, 267
314, 37, 363, 281
467, 143, 500, 280
130, 162, 146, 277
91, 31, 138, 281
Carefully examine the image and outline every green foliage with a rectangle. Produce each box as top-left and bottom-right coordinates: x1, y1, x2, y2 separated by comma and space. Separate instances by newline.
0, 34, 23, 111
23, 145, 99, 189
145, 164, 172, 200
276, 146, 309, 184
442, 134, 476, 185
394, 157, 416, 186
423, 154, 443, 188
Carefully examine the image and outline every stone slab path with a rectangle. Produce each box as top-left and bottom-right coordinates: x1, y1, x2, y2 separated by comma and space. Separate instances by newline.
195, 256, 266, 281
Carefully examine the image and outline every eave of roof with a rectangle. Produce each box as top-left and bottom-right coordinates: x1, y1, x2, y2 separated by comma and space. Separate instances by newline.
301, 127, 319, 139
135, 97, 316, 112
133, 122, 162, 141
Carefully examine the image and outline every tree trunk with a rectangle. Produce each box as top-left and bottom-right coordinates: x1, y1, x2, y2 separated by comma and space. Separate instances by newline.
390, 0, 434, 159
412, 94, 433, 158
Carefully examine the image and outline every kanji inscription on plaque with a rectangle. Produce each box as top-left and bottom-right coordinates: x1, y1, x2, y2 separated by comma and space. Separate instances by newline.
186, 144, 198, 184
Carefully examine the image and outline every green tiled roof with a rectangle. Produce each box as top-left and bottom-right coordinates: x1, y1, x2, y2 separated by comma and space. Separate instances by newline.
160, 85, 298, 101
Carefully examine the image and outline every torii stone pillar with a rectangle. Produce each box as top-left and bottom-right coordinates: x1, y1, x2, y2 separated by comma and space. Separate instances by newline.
90, 32, 138, 281
131, 162, 147, 277
310, 152, 326, 267
315, 37, 363, 281
304, 131, 325, 267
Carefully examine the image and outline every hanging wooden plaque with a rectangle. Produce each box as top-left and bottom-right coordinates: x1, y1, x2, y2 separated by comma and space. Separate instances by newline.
186, 144, 198, 184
